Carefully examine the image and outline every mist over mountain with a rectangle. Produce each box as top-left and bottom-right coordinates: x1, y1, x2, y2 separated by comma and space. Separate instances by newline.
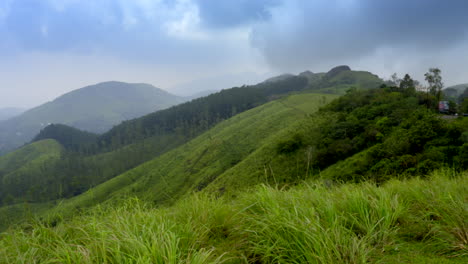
0, 81, 184, 154
0, 108, 25, 121
169, 72, 272, 97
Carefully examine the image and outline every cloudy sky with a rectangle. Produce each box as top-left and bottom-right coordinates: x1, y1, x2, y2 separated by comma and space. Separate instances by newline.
1, 0, 467, 108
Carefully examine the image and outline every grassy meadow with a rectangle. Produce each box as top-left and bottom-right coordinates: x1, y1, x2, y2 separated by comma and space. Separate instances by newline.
0, 169, 466, 263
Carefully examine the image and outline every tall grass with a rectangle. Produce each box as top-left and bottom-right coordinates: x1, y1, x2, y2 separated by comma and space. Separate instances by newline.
0, 170, 466, 263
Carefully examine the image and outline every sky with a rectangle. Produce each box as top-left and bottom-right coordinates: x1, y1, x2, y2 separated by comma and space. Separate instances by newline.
0, 0, 468, 108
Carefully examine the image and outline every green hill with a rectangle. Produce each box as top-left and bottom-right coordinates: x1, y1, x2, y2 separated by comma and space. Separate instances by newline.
444, 83, 468, 101
262, 65, 382, 94
0, 75, 312, 211
1, 67, 386, 228
43, 84, 467, 217
47, 92, 337, 213
0, 73, 467, 263
0, 81, 184, 154
0, 139, 63, 205
445, 83, 468, 95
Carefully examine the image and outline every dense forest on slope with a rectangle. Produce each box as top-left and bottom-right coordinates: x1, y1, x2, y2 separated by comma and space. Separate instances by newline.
0, 81, 184, 154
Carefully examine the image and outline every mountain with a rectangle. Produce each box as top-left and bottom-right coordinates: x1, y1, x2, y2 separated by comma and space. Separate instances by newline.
0, 70, 466, 263
43, 84, 466, 212
0, 81, 184, 154
0, 67, 385, 211
0, 76, 311, 208
262, 66, 382, 94
443, 83, 468, 102
46, 92, 338, 212
263, 73, 295, 83
0, 107, 25, 121
0, 66, 387, 224
445, 83, 468, 95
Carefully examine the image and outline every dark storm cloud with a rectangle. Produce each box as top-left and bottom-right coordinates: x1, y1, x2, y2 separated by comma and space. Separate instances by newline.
0, 0, 240, 66
2, 0, 468, 108
247, 0, 468, 71
194, 0, 280, 28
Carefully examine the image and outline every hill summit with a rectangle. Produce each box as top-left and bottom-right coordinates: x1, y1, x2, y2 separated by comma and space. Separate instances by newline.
0, 81, 184, 154
325, 65, 351, 79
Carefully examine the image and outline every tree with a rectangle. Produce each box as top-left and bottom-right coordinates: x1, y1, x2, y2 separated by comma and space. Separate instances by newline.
390, 73, 401, 87
400, 74, 415, 90
424, 68, 443, 101
460, 98, 468, 114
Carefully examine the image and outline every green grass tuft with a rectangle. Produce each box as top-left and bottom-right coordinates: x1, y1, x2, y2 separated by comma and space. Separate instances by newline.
1, 170, 466, 263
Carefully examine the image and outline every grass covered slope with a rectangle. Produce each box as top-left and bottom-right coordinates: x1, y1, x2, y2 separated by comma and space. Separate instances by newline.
0, 67, 380, 209
50, 93, 338, 212
0, 76, 310, 207
0, 139, 63, 204
1, 171, 466, 263
0, 139, 62, 230
204, 87, 468, 196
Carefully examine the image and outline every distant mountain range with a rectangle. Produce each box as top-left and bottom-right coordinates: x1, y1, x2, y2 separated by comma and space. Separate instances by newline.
0, 81, 185, 154
0, 107, 25, 121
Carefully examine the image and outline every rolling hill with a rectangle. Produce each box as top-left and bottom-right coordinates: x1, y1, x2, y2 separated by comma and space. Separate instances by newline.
45, 85, 467, 216
0, 139, 63, 204
262, 65, 382, 94
445, 83, 468, 95
0, 74, 312, 210
45, 92, 338, 214
443, 83, 468, 101
0, 66, 386, 224
0, 81, 184, 154
8, 67, 380, 208
0, 71, 466, 263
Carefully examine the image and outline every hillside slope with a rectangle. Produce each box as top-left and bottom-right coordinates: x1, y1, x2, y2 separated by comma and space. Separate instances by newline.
0, 67, 385, 229
48, 92, 338, 213
0, 81, 184, 154
204, 87, 468, 197
0, 139, 63, 205
0, 76, 312, 213
1, 171, 466, 263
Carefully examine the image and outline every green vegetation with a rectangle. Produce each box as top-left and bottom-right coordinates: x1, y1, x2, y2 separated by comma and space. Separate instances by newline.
0, 67, 467, 262
0, 76, 312, 206
0, 139, 62, 205
204, 85, 468, 196
33, 124, 98, 152
45, 93, 337, 214
0, 81, 184, 154
7, 69, 365, 208
0, 170, 466, 263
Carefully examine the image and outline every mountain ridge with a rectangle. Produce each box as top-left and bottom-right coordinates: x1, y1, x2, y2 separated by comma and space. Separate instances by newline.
0, 81, 184, 154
